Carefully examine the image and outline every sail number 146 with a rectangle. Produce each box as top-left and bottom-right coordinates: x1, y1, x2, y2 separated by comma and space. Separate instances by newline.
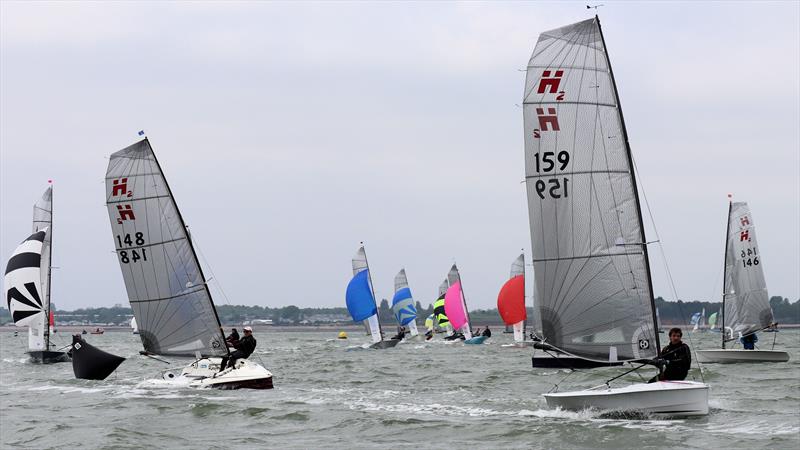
116, 232, 148, 264
533, 151, 570, 199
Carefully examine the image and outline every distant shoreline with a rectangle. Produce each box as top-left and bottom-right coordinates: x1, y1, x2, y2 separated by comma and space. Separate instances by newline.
3, 324, 799, 333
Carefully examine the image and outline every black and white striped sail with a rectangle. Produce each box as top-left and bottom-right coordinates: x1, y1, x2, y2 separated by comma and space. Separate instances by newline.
5, 230, 49, 328
523, 17, 658, 362
4, 186, 53, 352
723, 202, 774, 340
105, 139, 226, 356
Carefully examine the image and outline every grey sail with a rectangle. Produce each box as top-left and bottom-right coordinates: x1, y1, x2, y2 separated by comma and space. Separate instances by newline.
33, 186, 53, 349
105, 138, 226, 356
523, 17, 659, 362
722, 202, 774, 341
510, 254, 524, 278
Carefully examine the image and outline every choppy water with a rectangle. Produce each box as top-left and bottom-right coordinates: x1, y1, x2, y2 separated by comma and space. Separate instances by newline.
1, 329, 798, 449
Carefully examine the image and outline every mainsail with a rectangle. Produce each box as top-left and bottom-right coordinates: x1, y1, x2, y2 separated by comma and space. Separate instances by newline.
444, 264, 472, 340
345, 246, 382, 343
497, 254, 526, 342
392, 269, 418, 336
523, 17, 659, 362
4, 186, 54, 352
722, 201, 774, 344
105, 138, 226, 356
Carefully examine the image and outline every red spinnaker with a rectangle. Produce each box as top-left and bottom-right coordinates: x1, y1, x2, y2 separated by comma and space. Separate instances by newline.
497, 275, 525, 325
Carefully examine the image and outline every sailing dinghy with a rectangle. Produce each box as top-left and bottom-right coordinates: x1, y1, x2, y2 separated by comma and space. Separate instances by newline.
444, 264, 485, 344
524, 17, 708, 415
392, 269, 419, 340
498, 254, 528, 347
345, 246, 399, 349
696, 200, 789, 363
4, 185, 69, 364
106, 138, 273, 389
433, 279, 453, 337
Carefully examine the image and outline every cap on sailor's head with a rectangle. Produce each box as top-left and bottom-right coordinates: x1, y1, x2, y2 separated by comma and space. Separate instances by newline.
243, 326, 253, 332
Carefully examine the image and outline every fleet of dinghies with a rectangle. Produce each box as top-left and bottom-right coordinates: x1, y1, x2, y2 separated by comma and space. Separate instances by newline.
1, 13, 792, 414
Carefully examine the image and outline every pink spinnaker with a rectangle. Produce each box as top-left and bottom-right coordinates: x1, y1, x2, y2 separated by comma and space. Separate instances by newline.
444, 281, 467, 330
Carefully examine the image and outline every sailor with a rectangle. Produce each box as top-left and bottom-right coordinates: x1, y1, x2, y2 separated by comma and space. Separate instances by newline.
391, 326, 406, 341
225, 328, 240, 346
740, 333, 758, 350
649, 327, 691, 382
225, 326, 257, 369
481, 326, 492, 338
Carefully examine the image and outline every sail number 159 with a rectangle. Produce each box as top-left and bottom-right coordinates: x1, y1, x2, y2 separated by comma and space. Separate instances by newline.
533, 151, 570, 199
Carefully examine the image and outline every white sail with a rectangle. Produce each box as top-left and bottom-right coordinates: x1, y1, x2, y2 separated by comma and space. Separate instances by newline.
105, 139, 226, 356
392, 269, 418, 336
524, 17, 659, 362
723, 202, 774, 340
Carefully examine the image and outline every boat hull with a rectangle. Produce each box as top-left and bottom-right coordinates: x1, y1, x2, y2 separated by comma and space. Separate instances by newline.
464, 336, 488, 345
531, 354, 622, 369
544, 381, 709, 417
28, 350, 70, 364
696, 349, 790, 363
173, 358, 274, 390
370, 339, 400, 349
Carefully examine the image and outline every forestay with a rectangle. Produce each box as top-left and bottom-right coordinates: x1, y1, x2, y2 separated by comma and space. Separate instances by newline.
105, 139, 226, 356
723, 202, 774, 340
523, 17, 658, 362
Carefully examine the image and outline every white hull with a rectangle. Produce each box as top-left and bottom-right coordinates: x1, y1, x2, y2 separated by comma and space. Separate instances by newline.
544, 381, 709, 417
696, 349, 790, 363
163, 357, 273, 389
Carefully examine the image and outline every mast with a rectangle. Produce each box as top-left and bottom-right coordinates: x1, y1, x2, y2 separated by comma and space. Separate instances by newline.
596, 15, 661, 352
722, 199, 732, 349
44, 183, 53, 349
145, 138, 228, 354
361, 244, 383, 338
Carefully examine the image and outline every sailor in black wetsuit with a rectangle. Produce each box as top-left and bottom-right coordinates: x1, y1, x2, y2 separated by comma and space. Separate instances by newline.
223, 326, 257, 370
482, 326, 492, 338
649, 327, 691, 382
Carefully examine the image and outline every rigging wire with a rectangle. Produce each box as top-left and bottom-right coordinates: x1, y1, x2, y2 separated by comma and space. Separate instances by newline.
189, 230, 233, 307
631, 156, 706, 383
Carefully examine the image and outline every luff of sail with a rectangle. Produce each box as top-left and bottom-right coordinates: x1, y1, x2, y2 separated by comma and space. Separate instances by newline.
497, 254, 526, 342
346, 246, 381, 343
523, 17, 658, 362
723, 202, 774, 340
392, 269, 418, 335
105, 138, 226, 356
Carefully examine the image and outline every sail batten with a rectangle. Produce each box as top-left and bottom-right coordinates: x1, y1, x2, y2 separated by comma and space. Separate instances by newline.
524, 17, 658, 362
105, 138, 226, 356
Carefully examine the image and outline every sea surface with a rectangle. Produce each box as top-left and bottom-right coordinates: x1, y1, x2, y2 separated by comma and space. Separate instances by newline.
1, 329, 798, 449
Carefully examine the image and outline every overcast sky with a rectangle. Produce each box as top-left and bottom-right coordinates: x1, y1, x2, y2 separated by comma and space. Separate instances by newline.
1, 1, 798, 312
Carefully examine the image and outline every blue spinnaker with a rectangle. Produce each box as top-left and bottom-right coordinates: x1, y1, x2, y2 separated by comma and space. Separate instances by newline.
392, 287, 417, 325
346, 269, 376, 322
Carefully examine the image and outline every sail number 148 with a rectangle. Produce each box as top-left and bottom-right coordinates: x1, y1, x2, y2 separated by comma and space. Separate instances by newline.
116, 232, 148, 264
